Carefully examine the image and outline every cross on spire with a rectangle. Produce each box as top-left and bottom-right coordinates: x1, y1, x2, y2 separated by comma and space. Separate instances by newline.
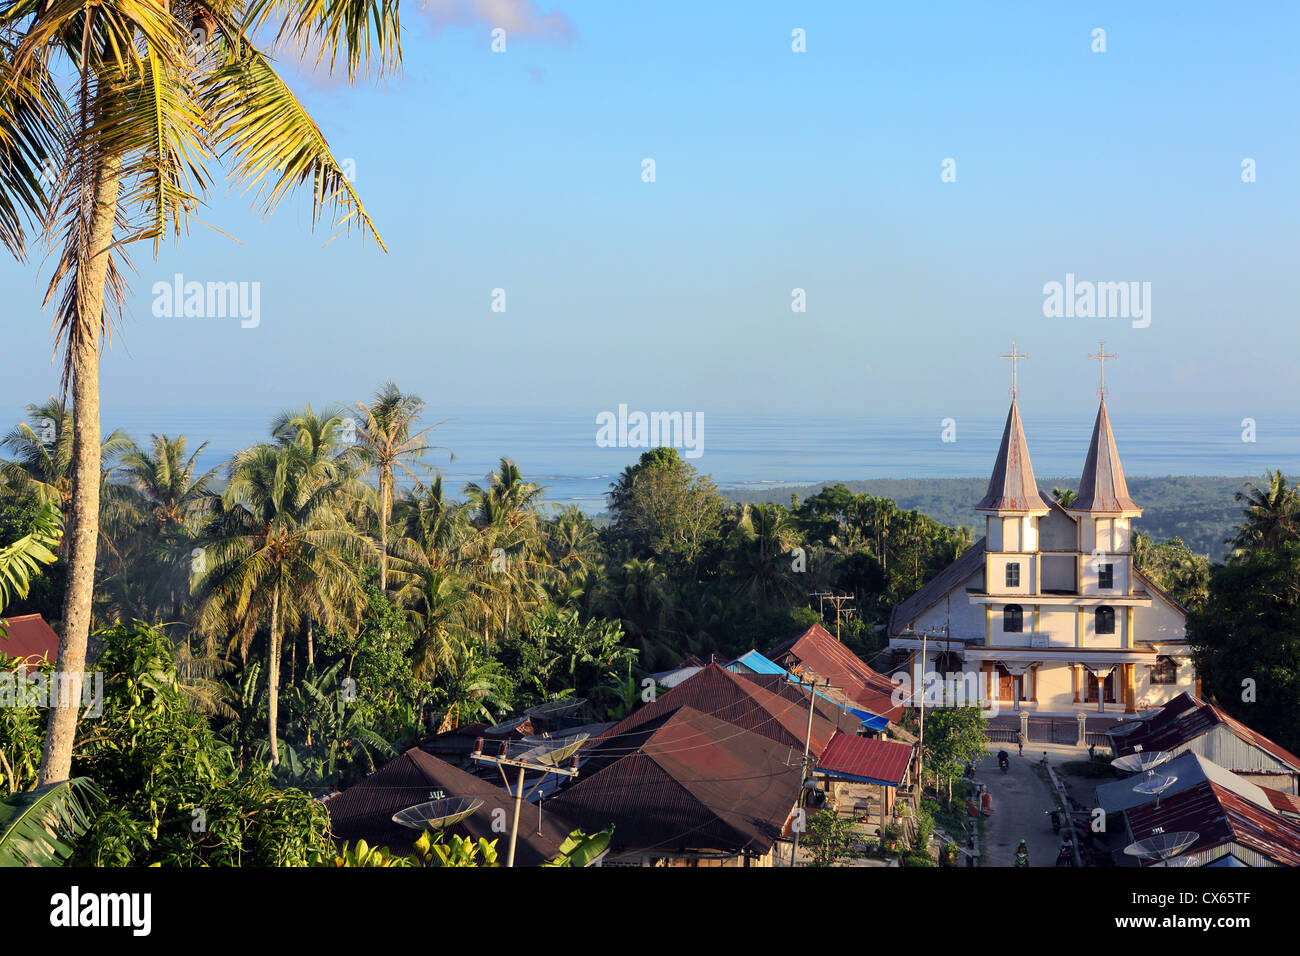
1000, 341, 1028, 397
1088, 341, 1117, 398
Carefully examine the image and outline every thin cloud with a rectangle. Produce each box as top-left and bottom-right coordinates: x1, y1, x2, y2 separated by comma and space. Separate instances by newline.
422, 0, 575, 44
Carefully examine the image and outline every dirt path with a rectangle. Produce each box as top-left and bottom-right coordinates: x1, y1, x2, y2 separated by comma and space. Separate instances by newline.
976, 745, 1062, 867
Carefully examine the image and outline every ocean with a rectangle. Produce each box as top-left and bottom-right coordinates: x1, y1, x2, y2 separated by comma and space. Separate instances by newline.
100, 407, 1300, 513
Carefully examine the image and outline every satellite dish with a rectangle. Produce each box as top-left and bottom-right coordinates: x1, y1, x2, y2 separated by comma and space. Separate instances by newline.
392, 796, 484, 831
1123, 831, 1199, 862
1157, 856, 1199, 868
509, 732, 590, 767
1132, 773, 1177, 796
1112, 751, 1173, 774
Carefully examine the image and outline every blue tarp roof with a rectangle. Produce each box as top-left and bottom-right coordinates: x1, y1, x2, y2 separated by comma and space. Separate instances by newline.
726, 650, 891, 730
1204, 854, 1247, 867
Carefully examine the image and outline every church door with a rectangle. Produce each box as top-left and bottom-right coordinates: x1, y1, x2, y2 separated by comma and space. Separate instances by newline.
997, 665, 1022, 709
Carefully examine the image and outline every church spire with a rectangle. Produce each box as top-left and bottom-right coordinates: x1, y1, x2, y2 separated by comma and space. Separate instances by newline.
976, 356, 1050, 514
1069, 343, 1141, 515
1069, 398, 1140, 514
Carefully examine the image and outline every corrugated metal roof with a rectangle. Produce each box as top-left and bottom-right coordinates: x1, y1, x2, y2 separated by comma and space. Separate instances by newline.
816, 731, 913, 786
1096, 751, 1273, 815
1068, 399, 1140, 514
597, 662, 839, 756
1125, 780, 1300, 867
1110, 692, 1300, 775
769, 623, 903, 722
324, 747, 574, 865
0, 614, 60, 664
547, 705, 801, 855
975, 399, 1051, 513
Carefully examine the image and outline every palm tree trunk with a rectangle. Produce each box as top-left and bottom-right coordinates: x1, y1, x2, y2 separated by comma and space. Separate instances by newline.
306, 620, 314, 669
268, 584, 281, 766
38, 153, 123, 786
379, 471, 390, 591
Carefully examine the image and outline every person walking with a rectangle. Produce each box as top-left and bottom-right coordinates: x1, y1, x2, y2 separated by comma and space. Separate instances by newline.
1016, 730, 1027, 757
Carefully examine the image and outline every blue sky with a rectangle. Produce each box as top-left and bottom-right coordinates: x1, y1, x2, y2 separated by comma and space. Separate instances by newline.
3, 0, 1298, 429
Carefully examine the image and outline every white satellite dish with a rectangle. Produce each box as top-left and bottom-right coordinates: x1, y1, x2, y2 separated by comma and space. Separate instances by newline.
392, 796, 484, 831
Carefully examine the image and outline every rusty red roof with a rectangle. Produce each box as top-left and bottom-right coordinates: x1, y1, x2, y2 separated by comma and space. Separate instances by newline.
816, 731, 913, 786
548, 705, 800, 856
976, 399, 1050, 513
1069, 399, 1140, 514
769, 623, 903, 722
1126, 780, 1300, 867
0, 614, 60, 665
743, 673, 863, 734
1110, 692, 1300, 774
598, 662, 839, 755
324, 747, 574, 865
1263, 789, 1300, 817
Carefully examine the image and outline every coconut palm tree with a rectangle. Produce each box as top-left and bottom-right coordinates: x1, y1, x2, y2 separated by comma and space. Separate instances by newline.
2, 0, 400, 786
1051, 487, 1078, 507
350, 383, 449, 592
192, 442, 370, 764
462, 458, 552, 642
0, 499, 62, 615
0, 399, 133, 528
1229, 470, 1299, 556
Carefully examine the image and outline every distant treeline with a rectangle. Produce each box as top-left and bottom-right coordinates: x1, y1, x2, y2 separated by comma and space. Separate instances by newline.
731, 476, 1270, 562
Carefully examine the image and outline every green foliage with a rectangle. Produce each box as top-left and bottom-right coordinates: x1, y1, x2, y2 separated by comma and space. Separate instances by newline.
1189, 541, 1300, 756
0, 620, 332, 865
0, 499, 61, 615
920, 706, 989, 797
1133, 532, 1210, 611
412, 829, 500, 867
803, 808, 856, 867
0, 777, 100, 866
541, 827, 614, 867
500, 605, 637, 716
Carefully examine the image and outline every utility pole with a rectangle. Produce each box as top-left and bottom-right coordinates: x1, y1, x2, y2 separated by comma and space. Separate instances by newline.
789, 675, 825, 867
472, 737, 581, 867
810, 591, 856, 641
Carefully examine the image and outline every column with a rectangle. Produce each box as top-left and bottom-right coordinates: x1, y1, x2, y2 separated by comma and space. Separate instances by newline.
1124, 663, 1136, 714
984, 605, 993, 647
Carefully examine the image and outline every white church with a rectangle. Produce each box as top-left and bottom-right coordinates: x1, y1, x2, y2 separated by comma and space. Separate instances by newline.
887, 346, 1198, 719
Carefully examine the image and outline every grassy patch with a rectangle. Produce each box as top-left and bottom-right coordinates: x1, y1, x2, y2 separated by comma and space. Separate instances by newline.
1060, 759, 1118, 779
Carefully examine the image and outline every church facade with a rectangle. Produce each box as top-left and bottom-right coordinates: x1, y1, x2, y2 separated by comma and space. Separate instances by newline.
887, 377, 1197, 718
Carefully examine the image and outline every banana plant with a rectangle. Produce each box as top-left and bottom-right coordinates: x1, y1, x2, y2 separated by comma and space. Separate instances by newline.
0, 776, 99, 866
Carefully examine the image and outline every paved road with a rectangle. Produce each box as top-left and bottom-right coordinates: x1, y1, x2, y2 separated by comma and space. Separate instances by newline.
975, 745, 1062, 867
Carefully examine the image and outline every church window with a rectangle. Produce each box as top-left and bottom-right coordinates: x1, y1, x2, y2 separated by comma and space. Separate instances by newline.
1004, 604, 1023, 633
1150, 656, 1177, 685
1098, 563, 1114, 589
1006, 563, 1020, 587
1095, 606, 1115, 635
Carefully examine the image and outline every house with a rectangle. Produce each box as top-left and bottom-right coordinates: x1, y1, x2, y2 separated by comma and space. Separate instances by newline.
1123, 778, 1300, 867
813, 731, 914, 832
0, 614, 61, 666
1107, 692, 1300, 794
887, 379, 1196, 721
323, 746, 576, 866
768, 623, 903, 726
545, 705, 802, 867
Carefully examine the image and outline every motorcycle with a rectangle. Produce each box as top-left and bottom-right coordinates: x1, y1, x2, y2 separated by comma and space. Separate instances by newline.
1014, 847, 1029, 867
1055, 843, 1074, 867
998, 751, 1010, 774
1046, 808, 1062, 833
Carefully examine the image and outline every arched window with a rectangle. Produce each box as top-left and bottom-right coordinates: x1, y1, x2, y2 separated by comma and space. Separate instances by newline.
1150, 656, 1177, 685
1095, 606, 1116, 635
1003, 604, 1023, 633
